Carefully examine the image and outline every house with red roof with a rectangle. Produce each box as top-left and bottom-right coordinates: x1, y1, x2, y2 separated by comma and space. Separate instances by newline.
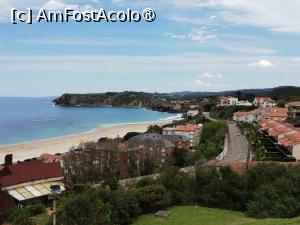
162, 124, 202, 148
286, 101, 300, 118
259, 120, 300, 159
278, 133, 300, 159
0, 154, 65, 215
253, 97, 277, 107
39, 153, 64, 168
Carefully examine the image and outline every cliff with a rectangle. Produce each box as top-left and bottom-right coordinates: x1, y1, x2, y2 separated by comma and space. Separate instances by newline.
53, 92, 178, 112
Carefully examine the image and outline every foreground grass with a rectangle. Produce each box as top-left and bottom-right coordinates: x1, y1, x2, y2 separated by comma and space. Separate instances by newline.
133, 206, 300, 225
32, 213, 50, 225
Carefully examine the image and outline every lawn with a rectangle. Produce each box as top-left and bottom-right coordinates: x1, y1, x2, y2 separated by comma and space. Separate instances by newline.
133, 206, 300, 225
32, 213, 50, 225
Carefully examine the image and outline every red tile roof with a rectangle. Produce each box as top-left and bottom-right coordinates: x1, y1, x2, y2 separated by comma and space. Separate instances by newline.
175, 124, 200, 132
39, 153, 62, 162
287, 101, 300, 107
0, 160, 63, 188
254, 97, 275, 103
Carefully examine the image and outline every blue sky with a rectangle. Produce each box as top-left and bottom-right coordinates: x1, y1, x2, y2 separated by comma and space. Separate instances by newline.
0, 0, 300, 96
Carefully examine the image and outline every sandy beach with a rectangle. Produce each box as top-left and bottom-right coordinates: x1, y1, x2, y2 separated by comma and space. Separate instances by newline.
0, 121, 171, 163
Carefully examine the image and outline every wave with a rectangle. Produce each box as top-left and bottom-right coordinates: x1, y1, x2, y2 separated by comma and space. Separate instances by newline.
158, 113, 183, 121
31, 118, 57, 122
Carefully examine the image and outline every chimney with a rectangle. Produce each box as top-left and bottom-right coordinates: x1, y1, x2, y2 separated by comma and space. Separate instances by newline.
5, 154, 13, 166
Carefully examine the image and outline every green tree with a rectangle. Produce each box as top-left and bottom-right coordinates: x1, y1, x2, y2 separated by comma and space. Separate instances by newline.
136, 185, 171, 213
146, 125, 162, 134
57, 195, 109, 225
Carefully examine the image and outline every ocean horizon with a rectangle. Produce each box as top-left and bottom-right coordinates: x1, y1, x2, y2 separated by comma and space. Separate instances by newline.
0, 97, 181, 146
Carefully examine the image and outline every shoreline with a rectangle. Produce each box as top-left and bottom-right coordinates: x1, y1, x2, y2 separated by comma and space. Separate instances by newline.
0, 120, 173, 163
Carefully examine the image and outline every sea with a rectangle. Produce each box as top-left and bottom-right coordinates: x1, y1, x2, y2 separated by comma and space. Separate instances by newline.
0, 97, 181, 146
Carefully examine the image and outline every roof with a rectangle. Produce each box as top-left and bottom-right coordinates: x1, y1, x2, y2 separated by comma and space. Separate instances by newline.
127, 133, 175, 149
162, 134, 189, 142
7, 180, 65, 202
175, 124, 200, 132
287, 101, 300, 107
254, 97, 275, 103
0, 160, 63, 188
39, 153, 63, 162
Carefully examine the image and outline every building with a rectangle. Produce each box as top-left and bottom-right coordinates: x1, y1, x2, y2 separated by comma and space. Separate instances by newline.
236, 100, 252, 107
0, 154, 65, 215
286, 101, 300, 118
233, 107, 288, 123
218, 96, 238, 106
39, 153, 64, 168
253, 97, 277, 107
186, 110, 199, 117
163, 124, 202, 148
259, 120, 300, 159
233, 111, 256, 123
162, 134, 190, 150
278, 133, 300, 159
126, 133, 176, 157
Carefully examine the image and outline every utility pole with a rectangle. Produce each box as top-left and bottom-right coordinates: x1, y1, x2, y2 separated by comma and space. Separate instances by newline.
50, 185, 62, 225
245, 128, 254, 192
53, 199, 56, 225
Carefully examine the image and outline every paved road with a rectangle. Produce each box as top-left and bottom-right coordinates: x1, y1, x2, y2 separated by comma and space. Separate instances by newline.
224, 123, 249, 163
203, 112, 217, 122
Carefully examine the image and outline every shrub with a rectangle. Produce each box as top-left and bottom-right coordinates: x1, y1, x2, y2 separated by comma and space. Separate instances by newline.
136, 184, 171, 213
26, 203, 46, 216
7, 208, 30, 222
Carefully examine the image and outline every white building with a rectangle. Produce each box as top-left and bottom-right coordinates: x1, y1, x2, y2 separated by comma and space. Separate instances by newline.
218, 96, 239, 106
253, 97, 277, 107
237, 100, 252, 107
187, 110, 199, 117
163, 124, 202, 148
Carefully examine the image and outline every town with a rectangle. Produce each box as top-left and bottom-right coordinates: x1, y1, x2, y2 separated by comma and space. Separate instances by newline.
2, 87, 300, 225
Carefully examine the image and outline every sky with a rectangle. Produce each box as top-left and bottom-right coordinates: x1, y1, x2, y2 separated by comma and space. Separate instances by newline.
0, 0, 300, 96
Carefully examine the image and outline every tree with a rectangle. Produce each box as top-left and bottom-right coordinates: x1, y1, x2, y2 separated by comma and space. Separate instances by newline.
195, 166, 246, 211
12, 214, 35, 225
170, 148, 187, 167
160, 166, 196, 205
123, 132, 141, 141
97, 189, 141, 225
246, 184, 300, 218
136, 185, 171, 213
140, 154, 155, 176
146, 125, 162, 134
57, 195, 109, 225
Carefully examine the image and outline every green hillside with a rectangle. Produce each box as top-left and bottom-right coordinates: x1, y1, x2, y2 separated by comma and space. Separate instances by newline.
133, 206, 300, 225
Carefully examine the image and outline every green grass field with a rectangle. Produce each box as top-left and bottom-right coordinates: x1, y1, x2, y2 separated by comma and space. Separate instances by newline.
32, 213, 50, 225
133, 206, 300, 225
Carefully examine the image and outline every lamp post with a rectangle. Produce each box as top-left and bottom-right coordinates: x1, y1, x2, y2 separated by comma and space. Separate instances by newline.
50, 185, 62, 225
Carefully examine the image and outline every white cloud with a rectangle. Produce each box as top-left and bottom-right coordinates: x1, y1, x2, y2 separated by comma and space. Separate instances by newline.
195, 79, 212, 87
166, 29, 216, 44
198, 72, 223, 79
248, 59, 273, 68
221, 44, 277, 55
292, 58, 300, 62
112, 0, 300, 34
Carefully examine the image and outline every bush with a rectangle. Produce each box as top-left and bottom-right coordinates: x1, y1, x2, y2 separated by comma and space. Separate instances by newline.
27, 203, 46, 216
57, 195, 109, 225
12, 214, 35, 225
246, 184, 300, 218
160, 166, 196, 205
136, 177, 159, 188
196, 120, 228, 159
7, 208, 30, 222
136, 184, 171, 213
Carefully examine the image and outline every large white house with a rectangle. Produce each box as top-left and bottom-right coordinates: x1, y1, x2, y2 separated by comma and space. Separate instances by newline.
163, 124, 202, 148
253, 97, 276, 107
218, 96, 239, 106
